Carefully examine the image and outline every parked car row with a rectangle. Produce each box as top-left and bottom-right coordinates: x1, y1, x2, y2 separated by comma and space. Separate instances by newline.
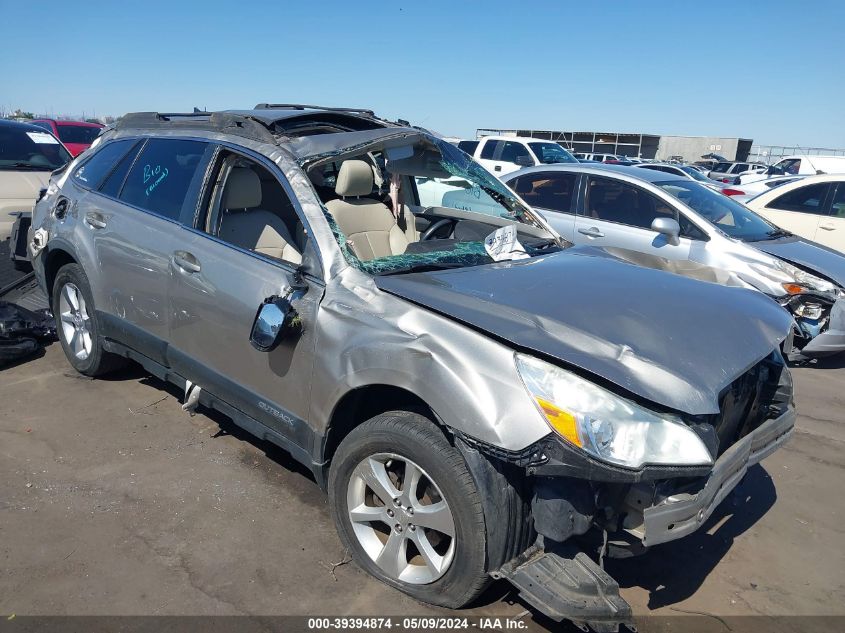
21, 104, 809, 630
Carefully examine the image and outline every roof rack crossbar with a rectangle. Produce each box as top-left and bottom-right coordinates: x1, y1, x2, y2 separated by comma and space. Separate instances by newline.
254, 103, 376, 116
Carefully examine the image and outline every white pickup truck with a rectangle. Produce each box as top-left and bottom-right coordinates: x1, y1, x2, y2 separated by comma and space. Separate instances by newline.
458, 135, 578, 177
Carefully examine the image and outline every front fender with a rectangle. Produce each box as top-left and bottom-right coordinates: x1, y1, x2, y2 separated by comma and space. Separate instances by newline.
309, 270, 550, 454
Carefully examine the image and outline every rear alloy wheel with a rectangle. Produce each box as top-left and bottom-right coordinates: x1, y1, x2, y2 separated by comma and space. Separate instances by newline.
329, 411, 493, 608
52, 263, 125, 376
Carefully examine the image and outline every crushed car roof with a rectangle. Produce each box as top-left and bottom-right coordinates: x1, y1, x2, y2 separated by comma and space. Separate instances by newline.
112, 107, 422, 157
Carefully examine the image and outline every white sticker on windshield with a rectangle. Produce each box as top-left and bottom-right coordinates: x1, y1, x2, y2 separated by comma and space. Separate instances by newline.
26, 132, 59, 145
484, 224, 530, 262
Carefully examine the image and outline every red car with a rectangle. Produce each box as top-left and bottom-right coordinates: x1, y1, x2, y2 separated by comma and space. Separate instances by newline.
29, 119, 104, 157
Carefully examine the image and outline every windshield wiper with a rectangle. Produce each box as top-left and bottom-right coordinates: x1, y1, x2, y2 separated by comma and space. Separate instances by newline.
765, 228, 793, 239
1, 162, 51, 171
378, 262, 474, 276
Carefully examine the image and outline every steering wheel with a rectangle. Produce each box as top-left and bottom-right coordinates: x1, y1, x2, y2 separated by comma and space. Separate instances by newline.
420, 218, 455, 241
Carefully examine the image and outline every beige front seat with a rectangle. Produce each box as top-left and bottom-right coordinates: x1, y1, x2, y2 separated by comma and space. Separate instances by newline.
218, 168, 302, 264
325, 160, 409, 261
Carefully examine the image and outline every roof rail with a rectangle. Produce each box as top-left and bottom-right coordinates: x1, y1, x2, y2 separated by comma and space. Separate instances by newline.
253, 103, 376, 117
114, 111, 277, 144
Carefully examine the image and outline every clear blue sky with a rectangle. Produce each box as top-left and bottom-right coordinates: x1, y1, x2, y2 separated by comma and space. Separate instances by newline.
2, 0, 844, 147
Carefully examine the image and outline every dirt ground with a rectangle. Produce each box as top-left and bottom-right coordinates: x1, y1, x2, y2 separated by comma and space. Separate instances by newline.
1, 344, 844, 630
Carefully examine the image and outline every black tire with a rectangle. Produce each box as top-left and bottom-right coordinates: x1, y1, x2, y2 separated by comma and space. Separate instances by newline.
329, 411, 520, 608
52, 263, 125, 376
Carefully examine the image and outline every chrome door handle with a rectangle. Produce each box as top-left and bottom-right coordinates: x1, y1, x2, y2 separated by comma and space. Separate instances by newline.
494, 165, 502, 172
819, 223, 835, 231
578, 227, 605, 238
84, 212, 107, 229
173, 251, 201, 273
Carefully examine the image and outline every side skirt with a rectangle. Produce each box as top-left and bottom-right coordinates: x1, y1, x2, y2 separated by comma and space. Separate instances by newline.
102, 338, 325, 486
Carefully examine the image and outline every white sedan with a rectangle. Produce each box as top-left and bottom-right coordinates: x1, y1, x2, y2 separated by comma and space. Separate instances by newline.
740, 174, 845, 253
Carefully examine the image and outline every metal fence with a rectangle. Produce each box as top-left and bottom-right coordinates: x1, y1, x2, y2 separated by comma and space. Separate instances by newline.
748, 145, 845, 164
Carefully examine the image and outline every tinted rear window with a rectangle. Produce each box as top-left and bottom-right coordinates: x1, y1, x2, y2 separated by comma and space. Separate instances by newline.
99, 140, 143, 198
457, 140, 479, 155
480, 140, 499, 159
58, 124, 102, 145
119, 138, 208, 221
72, 139, 138, 188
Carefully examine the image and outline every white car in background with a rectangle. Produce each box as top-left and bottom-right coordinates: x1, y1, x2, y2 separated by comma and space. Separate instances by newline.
634, 162, 724, 190
735, 155, 845, 186
740, 174, 845, 253
708, 161, 767, 183
725, 175, 804, 198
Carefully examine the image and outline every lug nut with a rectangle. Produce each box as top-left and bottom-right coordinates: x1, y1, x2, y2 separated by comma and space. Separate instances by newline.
409, 524, 416, 532
406, 507, 414, 516
387, 509, 395, 517
394, 524, 403, 533
393, 498, 401, 507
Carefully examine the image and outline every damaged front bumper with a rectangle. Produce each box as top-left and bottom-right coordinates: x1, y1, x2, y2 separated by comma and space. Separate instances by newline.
798, 298, 845, 357
491, 406, 794, 630
623, 405, 795, 547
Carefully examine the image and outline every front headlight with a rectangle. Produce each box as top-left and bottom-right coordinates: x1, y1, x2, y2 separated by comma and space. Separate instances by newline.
751, 259, 837, 295
515, 354, 713, 469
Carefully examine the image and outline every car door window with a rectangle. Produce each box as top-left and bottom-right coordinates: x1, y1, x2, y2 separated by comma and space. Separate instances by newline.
201, 153, 306, 266
509, 172, 577, 214
767, 183, 832, 214
457, 140, 479, 155
119, 138, 209, 221
98, 140, 143, 198
584, 176, 676, 229
479, 140, 499, 159
72, 139, 138, 189
500, 141, 530, 164
829, 183, 845, 218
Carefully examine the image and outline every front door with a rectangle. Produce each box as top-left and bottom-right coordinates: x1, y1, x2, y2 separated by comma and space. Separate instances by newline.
167, 147, 320, 447
758, 181, 833, 244
814, 182, 845, 253
572, 175, 694, 260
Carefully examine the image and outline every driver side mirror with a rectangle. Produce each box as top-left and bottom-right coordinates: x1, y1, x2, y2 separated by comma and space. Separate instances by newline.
514, 155, 534, 167
250, 295, 302, 352
651, 217, 681, 246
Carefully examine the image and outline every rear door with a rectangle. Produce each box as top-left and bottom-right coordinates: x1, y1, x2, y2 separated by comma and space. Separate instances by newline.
474, 139, 502, 174
505, 170, 579, 241
72, 137, 212, 363
572, 175, 694, 260
167, 145, 320, 446
814, 182, 845, 253
758, 181, 833, 243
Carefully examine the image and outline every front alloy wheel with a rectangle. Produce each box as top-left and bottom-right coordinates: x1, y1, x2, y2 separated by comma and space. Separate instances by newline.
347, 453, 456, 584
329, 411, 497, 609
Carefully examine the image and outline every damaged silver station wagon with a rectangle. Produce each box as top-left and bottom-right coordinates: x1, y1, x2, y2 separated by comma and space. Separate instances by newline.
29, 106, 796, 629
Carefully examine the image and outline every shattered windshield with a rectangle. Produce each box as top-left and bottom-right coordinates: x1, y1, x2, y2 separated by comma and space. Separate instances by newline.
309, 134, 562, 275
657, 180, 780, 242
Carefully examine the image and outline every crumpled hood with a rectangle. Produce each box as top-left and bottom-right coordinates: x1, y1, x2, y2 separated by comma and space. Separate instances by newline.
375, 248, 793, 416
751, 236, 845, 288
